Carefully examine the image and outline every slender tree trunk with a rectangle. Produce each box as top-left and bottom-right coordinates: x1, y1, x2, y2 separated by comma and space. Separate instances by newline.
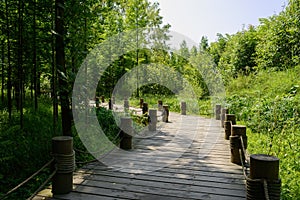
136, 6, 139, 98
32, 0, 38, 110
55, 0, 72, 136
37, 72, 41, 95
1, 40, 4, 103
18, 0, 24, 129
52, 1, 58, 134
5, 0, 12, 119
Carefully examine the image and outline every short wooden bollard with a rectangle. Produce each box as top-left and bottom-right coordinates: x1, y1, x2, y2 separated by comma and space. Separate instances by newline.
95, 97, 100, 107
124, 98, 129, 110
250, 154, 279, 180
220, 108, 228, 127
101, 95, 105, 103
231, 125, 247, 149
225, 114, 236, 125
229, 135, 243, 165
142, 102, 148, 115
247, 154, 281, 200
109, 98, 113, 110
148, 109, 157, 131
181, 102, 186, 115
140, 98, 144, 109
215, 104, 221, 120
52, 136, 75, 195
224, 121, 231, 140
162, 105, 169, 122
158, 100, 163, 111
120, 117, 133, 150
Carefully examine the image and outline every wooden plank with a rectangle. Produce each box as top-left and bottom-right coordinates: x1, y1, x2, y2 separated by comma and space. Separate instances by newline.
75, 171, 244, 191
81, 162, 244, 180
73, 179, 245, 199
79, 167, 245, 186
83, 159, 244, 175
54, 191, 130, 200
91, 155, 242, 171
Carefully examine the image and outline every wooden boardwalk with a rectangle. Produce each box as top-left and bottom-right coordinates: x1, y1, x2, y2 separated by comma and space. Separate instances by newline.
34, 112, 246, 200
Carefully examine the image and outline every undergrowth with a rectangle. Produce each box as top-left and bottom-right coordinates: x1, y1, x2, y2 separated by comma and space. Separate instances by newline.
226, 66, 300, 199
0, 98, 61, 199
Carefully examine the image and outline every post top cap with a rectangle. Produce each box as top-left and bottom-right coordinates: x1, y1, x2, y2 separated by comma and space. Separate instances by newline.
52, 136, 73, 141
232, 125, 246, 128
251, 154, 279, 162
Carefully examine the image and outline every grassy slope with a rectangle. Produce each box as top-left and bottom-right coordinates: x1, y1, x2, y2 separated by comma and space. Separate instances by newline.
226, 66, 300, 199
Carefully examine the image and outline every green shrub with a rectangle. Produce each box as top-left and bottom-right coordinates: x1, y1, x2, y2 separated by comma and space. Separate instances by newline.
226, 68, 300, 199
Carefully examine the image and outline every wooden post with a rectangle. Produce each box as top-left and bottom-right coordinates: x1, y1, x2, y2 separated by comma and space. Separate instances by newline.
220, 108, 228, 127
101, 95, 105, 103
224, 121, 231, 140
142, 102, 148, 115
215, 104, 221, 120
224, 114, 236, 140
148, 109, 157, 131
95, 97, 99, 107
108, 98, 113, 110
52, 136, 74, 195
247, 154, 281, 200
124, 98, 129, 110
225, 114, 236, 125
250, 154, 279, 180
162, 105, 169, 122
158, 100, 163, 111
231, 125, 246, 136
120, 117, 133, 150
139, 98, 144, 109
231, 125, 247, 149
181, 101, 186, 115
229, 135, 242, 165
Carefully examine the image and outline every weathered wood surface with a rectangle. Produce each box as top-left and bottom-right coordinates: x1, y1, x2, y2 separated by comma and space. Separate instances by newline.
34, 111, 246, 200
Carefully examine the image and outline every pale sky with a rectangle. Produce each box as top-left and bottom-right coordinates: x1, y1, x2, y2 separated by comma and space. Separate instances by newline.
149, 0, 288, 43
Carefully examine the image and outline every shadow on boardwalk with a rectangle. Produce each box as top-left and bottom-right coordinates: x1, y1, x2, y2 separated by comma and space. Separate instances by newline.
34, 112, 246, 200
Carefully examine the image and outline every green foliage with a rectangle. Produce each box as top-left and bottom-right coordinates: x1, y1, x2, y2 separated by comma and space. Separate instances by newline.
218, 25, 258, 77
73, 107, 120, 165
256, 0, 300, 70
226, 67, 300, 199
95, 107, 120, 142
0, 100, 61, 199
208, 33, 228, 66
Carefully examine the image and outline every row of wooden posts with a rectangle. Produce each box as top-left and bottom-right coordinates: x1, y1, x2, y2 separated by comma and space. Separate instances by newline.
95, 96, 187, 116
49, 101, 281, 199
50, 98, 187, 195
119, 99, 187, 150
215, 104, 281, 200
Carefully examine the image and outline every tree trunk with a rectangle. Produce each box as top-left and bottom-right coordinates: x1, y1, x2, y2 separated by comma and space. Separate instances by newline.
18, 0, 24, 129
52, 1, 58, 135
33, 0, 38, 110
1, 40, 4, 103
55, 0, 72, 136
5, 0, 12, 119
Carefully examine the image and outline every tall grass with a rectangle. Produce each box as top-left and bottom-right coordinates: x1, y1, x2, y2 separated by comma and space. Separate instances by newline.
226, 66, 300, 199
